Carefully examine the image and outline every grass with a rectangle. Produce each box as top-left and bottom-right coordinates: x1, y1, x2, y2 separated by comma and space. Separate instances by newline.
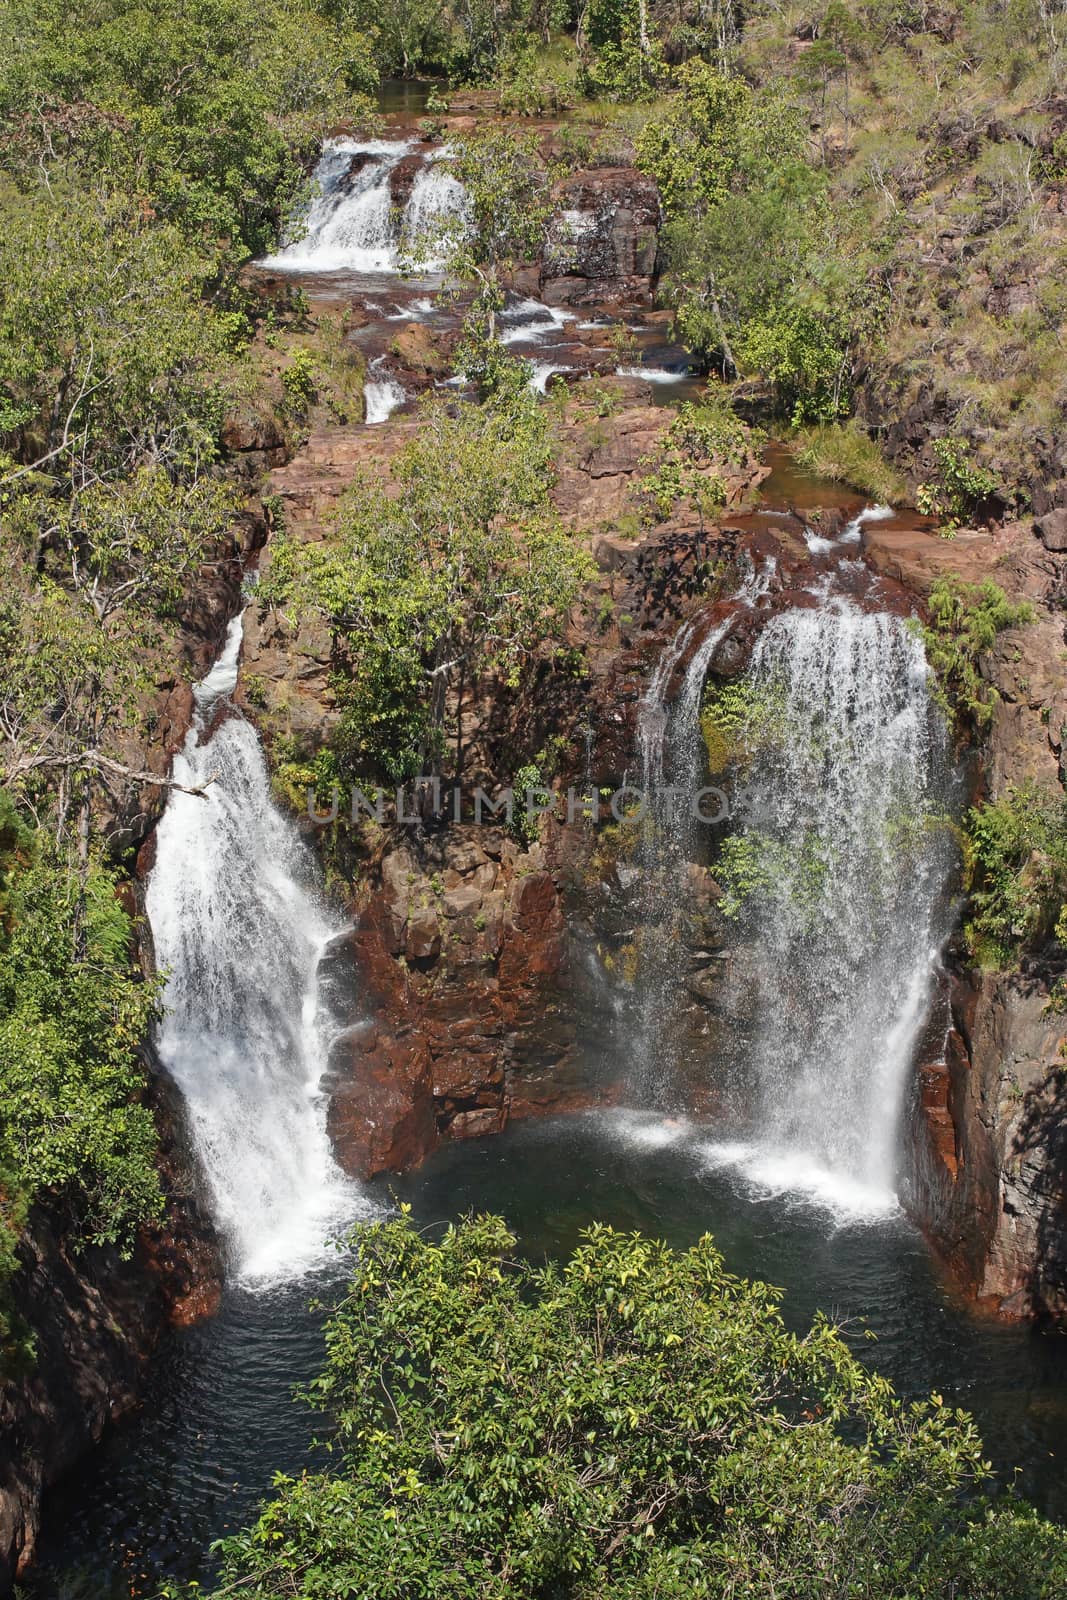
792, 422, 907, 506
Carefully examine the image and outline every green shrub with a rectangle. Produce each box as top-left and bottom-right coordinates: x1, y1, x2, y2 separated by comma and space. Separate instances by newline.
920, 575, 1035, 730
203, 1212, 1067, 1600
964, 785, 1067, 967
638, 395, 749, 522
0, 808, 162, 1361
917, 438, 1001, 530
280, 347, 318, 415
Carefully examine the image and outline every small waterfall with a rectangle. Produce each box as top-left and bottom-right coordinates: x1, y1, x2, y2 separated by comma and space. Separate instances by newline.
262, 138, 467, 275
631, 554, 954, 1216
146, 616, 363, 1283
710, 599, 954, 1210
400, 163, 467, 269
364, 357, 405, 424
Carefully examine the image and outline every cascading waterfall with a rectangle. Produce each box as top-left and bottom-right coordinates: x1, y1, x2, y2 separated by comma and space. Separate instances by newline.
400, 161, 467, 267
145, 616, 364, 1283
364, 356, 406, 424
631, 549, 955, 1215
707, 598, 955, 1210
262, 138, 467, 274
631, 565, 773, 1098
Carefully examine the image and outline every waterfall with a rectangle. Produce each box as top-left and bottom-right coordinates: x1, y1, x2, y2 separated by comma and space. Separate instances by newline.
632, 558, 954, 1216
364, 357, 405, 424
631, 565, 773, 1099
262, 138, 467, 275
145, 616, 364, 1283
707, 598, 954, 1213
399, 163, 467, 269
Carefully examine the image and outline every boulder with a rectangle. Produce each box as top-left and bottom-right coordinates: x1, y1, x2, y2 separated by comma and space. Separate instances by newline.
1035, 507, 1067, 552
541, 167, 662, 306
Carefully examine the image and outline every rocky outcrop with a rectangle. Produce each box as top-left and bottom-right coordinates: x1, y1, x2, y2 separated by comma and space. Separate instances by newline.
0, 1075, 222, 1587
907, 962, 1067, 1319
324, 828, 600, 1179
872, 510, 1067, 1316
541, 168, 661, 306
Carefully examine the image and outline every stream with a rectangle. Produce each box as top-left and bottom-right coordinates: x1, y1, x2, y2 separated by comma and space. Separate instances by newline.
29, 95, 1067, 1598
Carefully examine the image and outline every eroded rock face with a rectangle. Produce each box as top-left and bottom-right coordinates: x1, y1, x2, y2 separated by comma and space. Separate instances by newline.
906, 964, 1067, 1319
322, 828, 597, 1180
541, 168, 662, 306
889, 513, 1067, 1316
0, 1073, 222, 1587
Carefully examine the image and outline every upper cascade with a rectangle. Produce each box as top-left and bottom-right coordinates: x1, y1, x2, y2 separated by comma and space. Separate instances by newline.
262, 138, 467, 274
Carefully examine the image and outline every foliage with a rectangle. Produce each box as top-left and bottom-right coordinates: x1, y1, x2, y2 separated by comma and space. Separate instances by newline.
700, 675, 784, 776
963, 784, 1067, 968
917, 437, 1002, 530
0, 805, 162, 1352
638, 63, 868, 421
639, 389, 751, 521
497, 38, 577, 115
0, 189, 233, 486
261, 383, 593, 778
431, 132, 556, 334
920, 575, 1036, 731
280, 346, 319, 416
0, 0, 378, 260
580, 0, 667, 101
0, 0, 366, 1295
715, 827, 833, 923
793, 421, 906, 505
204, 1211, 1067, 1599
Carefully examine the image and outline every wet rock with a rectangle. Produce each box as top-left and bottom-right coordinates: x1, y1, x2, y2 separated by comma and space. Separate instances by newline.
906, 964, 1067, 1319
327, 1032, 436, 1178
541, 168, 661, 306
388, 321, 451, 377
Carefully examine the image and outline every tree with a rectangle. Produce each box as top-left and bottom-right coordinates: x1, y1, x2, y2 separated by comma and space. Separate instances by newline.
0, 801, 162, 1357
637, 63, 868, 419
263, 385, 591, 779
0, 0, 379, 258
205, 1211, 1067, 1599
425, 130, 556, 343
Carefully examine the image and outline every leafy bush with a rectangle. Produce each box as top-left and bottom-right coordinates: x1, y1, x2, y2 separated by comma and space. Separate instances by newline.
0, 805, 162, 1358
280, 346, 318, 415
917, 438, 1002, 530
639, 394, 750, 522
964, 785, 1067, 968
262, 380, 592, 778
204, 1212, 1067, 1600
920, 575, 1035, 730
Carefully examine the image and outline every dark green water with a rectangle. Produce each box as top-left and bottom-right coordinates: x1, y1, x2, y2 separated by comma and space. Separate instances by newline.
34, 1113, 1067, 1599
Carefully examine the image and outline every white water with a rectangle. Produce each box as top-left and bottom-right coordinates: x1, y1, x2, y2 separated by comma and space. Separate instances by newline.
500, 297, 575, 346
529, 361, 569, 394
263, 138, 467, 274
364, 358, 405, 423
631, 565, 773, 1092
146, 616, 365, 1283
632, 554, 953, 1218
717, 597, 952, 1214
805, 503, 894, 556
616, 365, 689, 384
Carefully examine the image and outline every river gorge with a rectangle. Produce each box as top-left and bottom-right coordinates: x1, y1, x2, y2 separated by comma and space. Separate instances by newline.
8, 80, 1067, 1599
